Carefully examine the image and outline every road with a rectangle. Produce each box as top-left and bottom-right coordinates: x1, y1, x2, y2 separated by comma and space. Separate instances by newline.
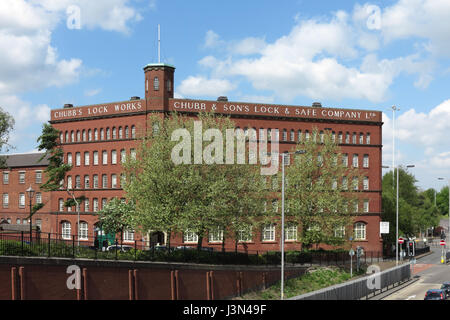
383, 246, 450, 300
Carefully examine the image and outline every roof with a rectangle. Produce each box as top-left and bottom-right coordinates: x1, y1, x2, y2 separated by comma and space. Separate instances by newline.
0, 152, 49, 168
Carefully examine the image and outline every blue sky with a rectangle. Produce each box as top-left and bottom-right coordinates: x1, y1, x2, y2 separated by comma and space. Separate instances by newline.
1, 0, 450, 191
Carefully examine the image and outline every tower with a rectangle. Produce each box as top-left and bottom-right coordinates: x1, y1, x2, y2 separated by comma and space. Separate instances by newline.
143, 63, 175, 111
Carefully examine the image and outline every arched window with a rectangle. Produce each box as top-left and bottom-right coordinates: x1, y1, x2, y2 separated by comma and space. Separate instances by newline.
106, 128, 110, 140
71, 131, 75, 142
94, 129, 98, 141
125, 126, 129, 139
65, 131, 69, 142
112, 127, 117, 139
119, 127, 123, 139
88, 129, 92, 141
79, 222, 88, 240
82, 130, 86, 141
100, 128, 104, 140
60, 132, 64, 143
354, 222, 366, 240
76, 130, 81, 142
131, 125, 136, 139
154, 77, 159, 91
62, 221, 71, 240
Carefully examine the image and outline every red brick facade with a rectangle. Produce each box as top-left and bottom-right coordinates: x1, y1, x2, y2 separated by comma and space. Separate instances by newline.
1, 63, 383, 253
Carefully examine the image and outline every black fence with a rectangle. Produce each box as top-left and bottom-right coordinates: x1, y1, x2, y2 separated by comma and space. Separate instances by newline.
0, 231, 416, 266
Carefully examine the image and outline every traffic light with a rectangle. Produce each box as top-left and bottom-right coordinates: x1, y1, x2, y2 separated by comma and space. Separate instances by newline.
407, 241, 415, 257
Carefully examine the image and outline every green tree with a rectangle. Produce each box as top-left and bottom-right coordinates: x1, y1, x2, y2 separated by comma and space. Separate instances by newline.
0, 107, 15, 167
98, 198, 136, 243
284, 128, 361, 249
123, 113, 267, 250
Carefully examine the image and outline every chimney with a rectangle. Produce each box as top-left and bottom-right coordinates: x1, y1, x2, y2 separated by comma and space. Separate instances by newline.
312, 102, 322, 108
130, 96, 141, 101
64, 104, 73, 108
217, 96, 228, 102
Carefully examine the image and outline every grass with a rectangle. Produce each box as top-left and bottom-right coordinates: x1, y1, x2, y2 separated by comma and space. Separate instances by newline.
235, 266, 365, 300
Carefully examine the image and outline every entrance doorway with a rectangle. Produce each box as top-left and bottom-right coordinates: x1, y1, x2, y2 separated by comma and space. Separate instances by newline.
150, 231, 165, 246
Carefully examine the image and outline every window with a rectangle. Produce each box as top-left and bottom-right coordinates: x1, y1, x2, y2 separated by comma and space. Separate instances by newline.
84, 152, 90, 166
167, 79, 172, 92
102, 151, 108, 165
71, 131, 75, 142
363, 176, 369, 190
35, 171, 42, 184
345, 132, 350, 144
342, 154, 348, 167
359, 133, 364, 144
121, 149, 126, 163
363, 199, 369, 213
131, 126, 136, 139
353, 176, 359, 190
22, 219, 28, 225
297, 130, 302, 142
124, 229, 135, 242
102, 174, 108, 188
102, 198, 107, 209
238, 226, 252, 242
338, 132, 343, 143
62, 222, 71, 240
154, 77, 159, 91
94, 129, 98, 141
290, 129, 295, 141
272, 199, 278, 213
332, 177, 338, 190
36, 192, 42, 204
75, 175, 81, 189
320, 131, 324, 143
93, 175, 99, 189
93, 151, 98, 165
35, 219, 42, 230
111, 150, 117, 164
334, 226, 345, 238
285, 223, 297, 241
19, 193, 25, 208
259, 128, 265, 141
60, 132, 64, 143
366, 133, 371, 144
19, 172, 25, 184
353, 201, 359, 213
111, 174, 117, 188
130, 148, 136, 160
7, 218, 11, 224
84, 198, 89, 212
354, 223, 366, 240
88, 129, 92, 141
75, 152, 81, 166
119, 127, 123, 139
3, 172, 9, 184
59, 199, 64, 211
267, 128, 272, 141
79, 222, 88, 240
84, 175, 90, 189
352, 132, 357, 144
65, 131, 69, 142
106, 128, 110, 140
282, 129, 287, 141
305, 130, 310, 141
67, 176, 72, 189
352, 154, 359, 168
209, 227, 224, 243
3, 193, 9, 208
82, 130, 86, 141
363, 154, 369, 168
183, 229, 198, 243
16, 218, 21, 224
100, 128, 104, 140
93, 198, 99, 212
67, 198, 72, 212
67, 153, 73, 165
125, 126, 129, 139
112, 127, 117, 139
332, 131, 336, 142
262, 224, 275, 242
152, 122, 159, 136
77, 130, 81, 142
342, 176, 348, 190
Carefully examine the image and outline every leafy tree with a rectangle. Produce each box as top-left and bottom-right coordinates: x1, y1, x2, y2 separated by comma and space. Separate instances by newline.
98, 198, 136, 243
37, 123, 85, 233
284, 128, 361, 249
123, 113, 267, 250
0, 107, 15, 167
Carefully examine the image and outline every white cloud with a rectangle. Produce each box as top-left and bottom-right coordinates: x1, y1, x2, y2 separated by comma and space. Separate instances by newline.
84, 88, 102, 97
177, 76, 237, 98
193, 8, 433, 103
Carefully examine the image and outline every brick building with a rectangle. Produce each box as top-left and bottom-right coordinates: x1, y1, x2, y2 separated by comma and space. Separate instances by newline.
1, 62, 383, 253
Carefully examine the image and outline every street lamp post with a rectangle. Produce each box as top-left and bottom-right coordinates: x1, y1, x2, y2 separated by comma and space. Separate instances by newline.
280, 150, 305, 300
26, 185, 35, 243
382, 164, 414, 265
438, 178, 449, 251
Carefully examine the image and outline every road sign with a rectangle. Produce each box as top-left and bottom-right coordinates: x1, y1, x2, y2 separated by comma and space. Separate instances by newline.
349, 249, 355, 256
380, 222, 389, 234
398, 237, 404, 244
440, 240, 446, 246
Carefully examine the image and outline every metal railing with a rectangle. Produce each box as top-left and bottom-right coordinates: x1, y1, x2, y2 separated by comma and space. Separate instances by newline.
289, 262, 411, 300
